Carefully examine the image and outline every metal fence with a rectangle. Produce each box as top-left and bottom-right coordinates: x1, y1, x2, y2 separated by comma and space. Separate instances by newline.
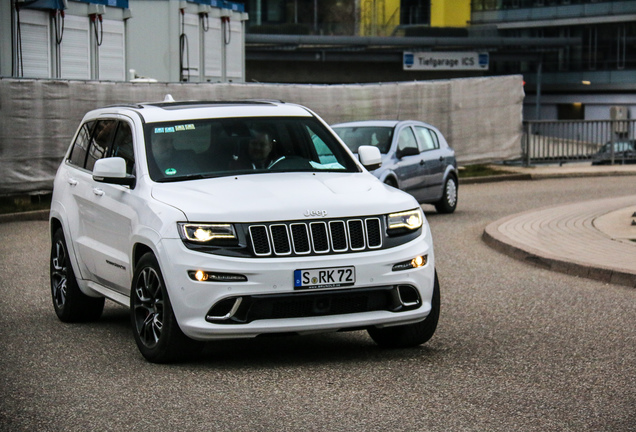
522, 119, 636, 166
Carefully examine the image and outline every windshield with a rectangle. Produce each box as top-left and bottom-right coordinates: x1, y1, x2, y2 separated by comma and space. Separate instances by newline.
332, 126, 394, 154
144, 117, 360, 182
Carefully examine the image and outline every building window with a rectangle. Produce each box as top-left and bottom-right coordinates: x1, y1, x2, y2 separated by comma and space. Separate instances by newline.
558, 103, 585, 120
401, 0, 430, 25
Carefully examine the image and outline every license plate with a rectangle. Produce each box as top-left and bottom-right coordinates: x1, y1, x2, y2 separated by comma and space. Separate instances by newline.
294, 266, 355, 290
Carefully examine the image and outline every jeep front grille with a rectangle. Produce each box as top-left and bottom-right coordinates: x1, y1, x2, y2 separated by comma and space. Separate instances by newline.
248, 217, 383, 257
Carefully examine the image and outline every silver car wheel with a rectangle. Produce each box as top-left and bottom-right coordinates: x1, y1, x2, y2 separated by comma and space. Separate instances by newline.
445, 177, 457, 207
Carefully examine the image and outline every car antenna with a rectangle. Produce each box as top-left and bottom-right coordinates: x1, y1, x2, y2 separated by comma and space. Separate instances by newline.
164, 94, 175, 102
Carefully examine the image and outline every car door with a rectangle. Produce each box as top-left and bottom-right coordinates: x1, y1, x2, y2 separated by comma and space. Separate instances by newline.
72, 117, 137, 294
414, 126, 445, 200
394, 125, 428, 201
62, 119, 97, 280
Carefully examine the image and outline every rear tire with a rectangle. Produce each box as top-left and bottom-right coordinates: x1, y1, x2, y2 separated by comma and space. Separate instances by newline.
130, 253, 204, 363
50, 228, 104, 322
434, 176, 458, 214
368, 271, 440, 348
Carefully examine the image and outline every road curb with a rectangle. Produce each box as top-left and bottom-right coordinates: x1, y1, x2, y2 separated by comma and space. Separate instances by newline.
460, 169, 636, 185
528, 170, 636, 181
459, 173, 533, 184
483, 219, 636, 289
0, 209, 49, 224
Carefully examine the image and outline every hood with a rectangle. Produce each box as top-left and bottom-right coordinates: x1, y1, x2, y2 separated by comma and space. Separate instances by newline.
151, 172, 418, 222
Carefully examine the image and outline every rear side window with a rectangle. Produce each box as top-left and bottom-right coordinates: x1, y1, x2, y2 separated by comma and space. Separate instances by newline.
414, 126, 439, 152
68, 121, 95, 167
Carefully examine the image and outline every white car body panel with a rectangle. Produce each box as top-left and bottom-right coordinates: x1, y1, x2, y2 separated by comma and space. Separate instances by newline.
50, 100, 438, 346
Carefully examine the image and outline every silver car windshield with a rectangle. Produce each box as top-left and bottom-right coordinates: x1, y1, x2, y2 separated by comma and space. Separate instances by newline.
332, 126, 394, 154
145, 117, 360, 182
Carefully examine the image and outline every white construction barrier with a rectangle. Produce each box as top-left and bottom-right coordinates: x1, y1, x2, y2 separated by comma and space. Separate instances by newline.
0, 76, 523, 195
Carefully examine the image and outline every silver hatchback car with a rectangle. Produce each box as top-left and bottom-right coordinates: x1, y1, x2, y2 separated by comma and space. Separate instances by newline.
332, 120, 458, 213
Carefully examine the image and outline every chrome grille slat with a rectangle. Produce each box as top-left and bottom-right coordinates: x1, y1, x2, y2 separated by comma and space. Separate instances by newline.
270, 224, 292, 255
290, 223, 311, 254
348, 219, 366, 250
249, 225, 271, 256
329, 221, 348, 252
310, 222, 330, 253
366, 218, 382, 249
247, 217, 384, 257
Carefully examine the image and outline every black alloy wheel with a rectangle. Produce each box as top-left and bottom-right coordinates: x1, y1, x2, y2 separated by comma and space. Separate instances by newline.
131, 253, 203, 363
50, 228, 104, 322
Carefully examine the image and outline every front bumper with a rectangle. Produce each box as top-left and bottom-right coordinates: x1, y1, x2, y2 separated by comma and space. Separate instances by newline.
157, 228, 435, 341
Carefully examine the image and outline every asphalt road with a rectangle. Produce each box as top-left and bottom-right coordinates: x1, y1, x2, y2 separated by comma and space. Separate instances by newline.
1, 176, 635, 432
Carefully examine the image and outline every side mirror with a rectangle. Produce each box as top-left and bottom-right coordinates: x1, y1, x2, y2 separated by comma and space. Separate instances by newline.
358, 145, 382, 171
396, 146, 419, 159
93, 157, 136, 187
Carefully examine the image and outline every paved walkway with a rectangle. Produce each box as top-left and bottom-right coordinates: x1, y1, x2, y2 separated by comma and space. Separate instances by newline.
479, 163, 636, 288
484, 194, 636, 288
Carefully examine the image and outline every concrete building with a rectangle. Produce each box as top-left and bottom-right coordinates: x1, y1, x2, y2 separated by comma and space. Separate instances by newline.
470, 0, 636, 121
127, 0, 248, 82
1, 0, 248, 83
243, 0, 635, 121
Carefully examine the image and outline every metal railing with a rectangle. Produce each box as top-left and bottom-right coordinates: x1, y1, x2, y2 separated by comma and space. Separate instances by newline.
522, 119, 636, 166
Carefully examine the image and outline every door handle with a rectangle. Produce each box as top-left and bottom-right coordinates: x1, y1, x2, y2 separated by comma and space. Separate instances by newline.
92, 188, 104, 197
68, 178, 78, 186
419, 160, 425, 165
439, 156, 444, 162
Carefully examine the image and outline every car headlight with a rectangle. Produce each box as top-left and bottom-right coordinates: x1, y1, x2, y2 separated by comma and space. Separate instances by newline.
178, 223, 237, 244
387, 209, 423, 234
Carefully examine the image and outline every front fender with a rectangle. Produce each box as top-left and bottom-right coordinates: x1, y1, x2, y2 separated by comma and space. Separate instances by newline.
375, 169, 399, 187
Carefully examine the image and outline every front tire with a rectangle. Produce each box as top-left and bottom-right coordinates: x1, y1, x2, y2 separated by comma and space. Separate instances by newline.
435, 176, 458, 214
368, 271, 440, 348
131, 253, 203, 363
50, 228, 104, 322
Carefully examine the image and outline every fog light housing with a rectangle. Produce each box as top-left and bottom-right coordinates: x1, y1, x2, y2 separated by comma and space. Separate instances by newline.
392, 255, 427, 271
188, 271, 248, 282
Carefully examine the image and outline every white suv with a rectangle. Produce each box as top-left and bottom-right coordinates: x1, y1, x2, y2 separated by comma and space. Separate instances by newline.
49, 98, 440, 363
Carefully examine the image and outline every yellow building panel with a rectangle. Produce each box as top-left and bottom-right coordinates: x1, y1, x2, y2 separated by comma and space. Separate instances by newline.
359, 0, 401, 36
431, 0, 471, 27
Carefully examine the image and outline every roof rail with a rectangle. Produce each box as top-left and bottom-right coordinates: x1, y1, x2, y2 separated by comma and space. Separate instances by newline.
143, 100, 283, 108
103, 103, 145, 109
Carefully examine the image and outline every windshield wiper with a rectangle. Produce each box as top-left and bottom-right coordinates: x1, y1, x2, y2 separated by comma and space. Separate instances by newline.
156, 172, 229, 182
156, 174, 206, 183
